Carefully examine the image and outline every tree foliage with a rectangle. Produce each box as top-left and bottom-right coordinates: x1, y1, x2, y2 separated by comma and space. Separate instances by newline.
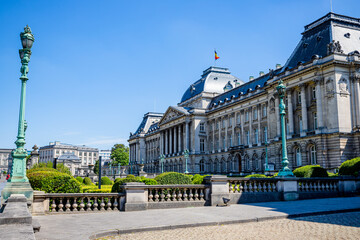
94, 160, 99, 174
30, 162, 71, 176
111, 144, 129, 166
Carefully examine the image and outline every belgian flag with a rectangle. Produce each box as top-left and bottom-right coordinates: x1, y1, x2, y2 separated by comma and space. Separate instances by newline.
215, 50, 220, 60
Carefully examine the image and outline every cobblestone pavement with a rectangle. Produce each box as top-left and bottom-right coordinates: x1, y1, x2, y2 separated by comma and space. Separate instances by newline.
101, 212, 360, 240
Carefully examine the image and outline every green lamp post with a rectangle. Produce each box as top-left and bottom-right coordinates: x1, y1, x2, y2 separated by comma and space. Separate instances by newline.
184, 149, 189, 174
276, 80, 294, 177
264, 139, 269, 172
160, 154, 164, 173
1, 26, 35, 203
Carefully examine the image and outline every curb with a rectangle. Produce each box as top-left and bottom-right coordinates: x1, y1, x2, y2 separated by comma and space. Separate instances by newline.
88, 207, 360, 239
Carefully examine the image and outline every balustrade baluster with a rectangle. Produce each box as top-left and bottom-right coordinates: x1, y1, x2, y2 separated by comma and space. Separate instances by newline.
148, 189, 153, 202
113, 197, 119, 211
154, 189, 159, 202
79, 197, 85, 211
199, 189, 204, 201
248, 182, 253, 192
243, 181, 248, 192
177, 190, 182, 201
239, 182, 243, 192
171, 189, 176, 201
100, 197, 105, 211
229, 181, 233, 193
86, 197, 92, 211
160, 189, 165, 202
93, 197, 98, 211
304, 182, 309, 192
183, 188, 188, 201
64, 198, 70, 212
194, 188, 199, 201
234, 181, 239, 193
166, 189, 171, 201
189, 189, 194, 201
58, 198, 64, 212
51, 199, 57, 212
106, 196, 112, 210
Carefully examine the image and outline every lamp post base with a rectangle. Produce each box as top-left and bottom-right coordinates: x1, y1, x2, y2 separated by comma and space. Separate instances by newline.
278, 169, 294, 177
1, 182, 33, 205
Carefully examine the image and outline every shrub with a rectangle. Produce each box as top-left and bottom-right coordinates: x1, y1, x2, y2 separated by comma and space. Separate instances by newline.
111, 176, 158, 192
83, 177, 93, 185
155, 172, 192, 185
271, 172, 279, 178
27, 167, 57, 175
191, 174, 208, 184
328, 172, 339, 177
293, 165, 328, 178
30, 162, 71, 175
339, 157, 360, 176
244, 174, 268, 178
141, 178, 158, 185
27, 170, 81, 193
101, 176, 113, 185
75, 176, 83, 183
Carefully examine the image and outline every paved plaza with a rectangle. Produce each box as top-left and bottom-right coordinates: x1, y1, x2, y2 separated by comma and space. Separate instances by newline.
104, 211, 360, 240
34, 196, 360, 240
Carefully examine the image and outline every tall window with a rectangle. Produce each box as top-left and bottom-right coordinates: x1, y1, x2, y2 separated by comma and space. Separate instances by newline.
209, 124, 212, 132
229, 134, 233, 147
297, 91, 301, 104
237, 132, 241, 145
237, 114, 240, 124
314, 112, 318, 130
229, 116, 232, 127
263, 105, 267, 117
253, 108, 258, 120
216, 138, 219, 150
200, 139, 205, 153
245, 111, 249, 122
200, 122, 205, 132
246, 131, 250, 145
310, 146, 317, 164
264, 127, 268, 143
299, 116, 303, 133
216, 121, 219, 130
296, 147, 302, 166
312, 86, 316, 99
222, 119, 226, 128
200, 160, 205, 172
223, 136, 226, 149
254, 128, 259, 144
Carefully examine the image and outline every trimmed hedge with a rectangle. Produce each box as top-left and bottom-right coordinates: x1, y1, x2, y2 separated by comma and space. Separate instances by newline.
245, 174, 268, 178
111, 176, 158, 192
155, 172, 192, 185
101, 176, 113, 185
339, 157, 360, 176
83, 177, 93, 185
191, 174, 208, 184
27, 170, 81, 193
75, 176, 83, 183
293, 165, 328, 178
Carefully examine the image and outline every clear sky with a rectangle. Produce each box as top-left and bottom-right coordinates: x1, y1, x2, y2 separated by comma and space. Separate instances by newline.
0, 0, 359, 151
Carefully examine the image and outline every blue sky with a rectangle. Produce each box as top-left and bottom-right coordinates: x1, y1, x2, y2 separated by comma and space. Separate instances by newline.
0, 0, 359, 150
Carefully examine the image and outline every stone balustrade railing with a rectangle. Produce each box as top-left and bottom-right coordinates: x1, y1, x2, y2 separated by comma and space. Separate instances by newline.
228, 178, 278, 193
147, 185, 206, 202
297, 178, 339, 192
31, 176, 358, 214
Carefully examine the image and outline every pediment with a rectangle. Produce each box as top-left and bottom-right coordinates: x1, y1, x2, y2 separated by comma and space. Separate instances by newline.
159, 106, 188, 125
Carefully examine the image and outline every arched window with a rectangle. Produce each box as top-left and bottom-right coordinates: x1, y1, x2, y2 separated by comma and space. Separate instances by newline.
295, 147, 302, 166
245, 155, 250, 171
174, 161, 178, 172
200, 159, 205, 173
179, 159, 183, 173
222, 159, 226, 173
227, 158, 232, 172
252, 154, 258, 171
209, 160, 213, 173
310, 145, 317, 165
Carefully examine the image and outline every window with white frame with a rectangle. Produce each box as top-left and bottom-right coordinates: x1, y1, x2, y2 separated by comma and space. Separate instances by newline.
254, 128, 258, 144
310, 145, 317, 164
296, 147, 302, 166
200, 122, 205, 132
223, 136, 226, 149
237, 132, 241, 145
237, 114, 240, 124
253, 108, 258, 120
229, 134, 232, 147
245, 111, 249, 122
222, 119, 225, 128
216, 121, 219, 130
312, 86, 316, 99
200, 139, 205, 153
263, 105, 267, 117
313, 112, 318, 130
297, 91, 301, 104
246, 131, 250, 145
216, 138, 219, 150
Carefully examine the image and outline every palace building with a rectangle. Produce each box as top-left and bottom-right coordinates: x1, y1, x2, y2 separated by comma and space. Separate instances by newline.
128, 13, 360, 174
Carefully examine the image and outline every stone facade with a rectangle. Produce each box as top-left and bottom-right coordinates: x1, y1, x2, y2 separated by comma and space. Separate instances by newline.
128, 13, 360, 174
0, 149, 13, 174
39, 141, 98, 176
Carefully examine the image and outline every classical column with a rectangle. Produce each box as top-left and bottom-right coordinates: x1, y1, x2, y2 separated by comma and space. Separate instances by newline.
355, 77, 360, 128
248, 107, 252, 147
275, 95, 281, 139
169, 127, 173, 154
160, 132, 164, 155
174, 126, 177, 154
315, 78, 324, 133
257, 105, 261, 146
178, 125, 181, 153
185, 119, 190, 150
231, 114, 235, 147
287, 90, 294, 137
165, 130, 168, 155
240, 110, 244, 145
212, 121, 215, 153
300, 84, 308, 136
225, 116, 228, 151
218, 118, 221, 151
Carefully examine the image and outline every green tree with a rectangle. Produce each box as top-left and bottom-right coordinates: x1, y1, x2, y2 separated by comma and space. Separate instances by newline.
111, 144, 129, 166
94, 159, 99, 174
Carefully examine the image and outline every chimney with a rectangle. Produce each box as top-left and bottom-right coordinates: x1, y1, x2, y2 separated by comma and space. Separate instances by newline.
249, 76, 255, 81
259, 71, 265, 77
276, 64, 282, 69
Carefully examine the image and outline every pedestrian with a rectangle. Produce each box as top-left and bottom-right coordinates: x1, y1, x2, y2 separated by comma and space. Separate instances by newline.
6, 174, 10, 180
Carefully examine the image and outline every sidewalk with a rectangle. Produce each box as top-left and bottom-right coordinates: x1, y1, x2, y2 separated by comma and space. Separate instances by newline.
34, 196, 360, 240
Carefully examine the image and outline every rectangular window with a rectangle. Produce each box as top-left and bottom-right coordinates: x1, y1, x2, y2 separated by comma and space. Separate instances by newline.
237, 114, 240, 124
263, 105, 267, 117
237, 132, 241, 145
298, 91, 301, 104
299, 116, 303, 133
253, 108, 258, 120
229, 134, 232, 147
312, 86, 316, 99
245, 111, 249, 122
222, 119, 225, 128
216, 138, 219, 150
246, 131, 250, 145
229, 117, 232, 127
200, 122, 205, 132
264, 127, 268, 143
209, 124, 212, 132
254, 129, 258, 144
216, 121, 219, 130
200, 139, 205, 153
223, 136, 226, 149
314, 112, 318, 129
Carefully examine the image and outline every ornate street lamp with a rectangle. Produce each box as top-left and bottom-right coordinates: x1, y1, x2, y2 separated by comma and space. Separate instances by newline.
184, 149, 189, 174
1, 26, 35, 202
160, 154, 165, 173
264, 139, 269, 172
276, 80, 294, 177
